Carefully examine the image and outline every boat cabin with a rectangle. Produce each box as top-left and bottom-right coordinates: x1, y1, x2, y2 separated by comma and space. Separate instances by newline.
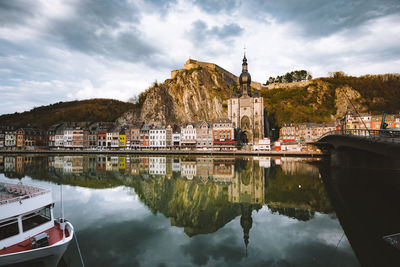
0, 183, 55, 251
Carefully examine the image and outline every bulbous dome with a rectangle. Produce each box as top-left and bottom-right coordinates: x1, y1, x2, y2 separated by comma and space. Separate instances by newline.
239, 54, 251, 86
239, 71, 251, 85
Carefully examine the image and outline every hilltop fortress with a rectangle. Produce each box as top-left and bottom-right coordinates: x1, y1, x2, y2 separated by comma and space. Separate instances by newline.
171, 58, 265, 90
171, 59, 309, 90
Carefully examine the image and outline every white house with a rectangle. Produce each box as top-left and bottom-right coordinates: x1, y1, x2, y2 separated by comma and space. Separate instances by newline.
149, 126, 166, 149
63, 128, 73, 148
181, 122, 196, 149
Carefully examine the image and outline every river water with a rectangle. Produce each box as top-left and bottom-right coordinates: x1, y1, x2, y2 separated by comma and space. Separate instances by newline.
1, 154, 398, 267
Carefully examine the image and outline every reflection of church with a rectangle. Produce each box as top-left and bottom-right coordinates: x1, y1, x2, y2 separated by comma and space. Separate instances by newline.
228, 158, 265, 252
228, 55, 265, 144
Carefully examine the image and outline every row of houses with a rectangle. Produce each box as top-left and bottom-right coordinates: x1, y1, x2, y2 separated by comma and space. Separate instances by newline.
342, 111, 400, 130
279, 122, 336, 143
278, 112, 400, 150
0, 118, 236, 150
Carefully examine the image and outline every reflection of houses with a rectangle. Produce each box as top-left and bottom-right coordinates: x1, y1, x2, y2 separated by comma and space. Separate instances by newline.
280, 157, 319, 175
4, 156, 15, 172
0, 156, 3, 173
139, 157, 150, 178
254, 157, 271, 168
15, 156, 24, 174
172, 158, 181, 172
118, 156, 126, 171
130, 157, 140, 176
106, 156, 119, 172
149, 157, 166, 175
63, 156, 84, 173
54, 156, 65, 171
181, 159, 197, 180
96, 155, 107, 173
196, 157, 213, 183
212, 158, 235, 183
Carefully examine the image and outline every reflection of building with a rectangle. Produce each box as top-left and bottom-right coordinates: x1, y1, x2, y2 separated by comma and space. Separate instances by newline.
212, 158, 235, 183
254, 157, 271, 168
181, 160, 196, 180
196, 157, 213, 183
229, 159, 265, 205
149, 157, 166, 175
172, 158, 181, 172
4, 156, 15, 172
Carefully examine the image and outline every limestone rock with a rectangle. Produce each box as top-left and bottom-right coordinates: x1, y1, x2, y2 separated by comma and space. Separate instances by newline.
117, 67, 235, 126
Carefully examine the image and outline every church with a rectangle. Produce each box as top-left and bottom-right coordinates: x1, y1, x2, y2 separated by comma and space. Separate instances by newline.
228, 55, 265, 144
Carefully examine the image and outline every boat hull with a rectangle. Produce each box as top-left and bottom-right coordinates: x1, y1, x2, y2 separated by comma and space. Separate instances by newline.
0, 222, 74, 267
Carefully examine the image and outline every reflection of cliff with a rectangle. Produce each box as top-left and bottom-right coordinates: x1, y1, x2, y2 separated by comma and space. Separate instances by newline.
130, 176, 241, 236
266, 161, 333, 218
129, 158, 264, 239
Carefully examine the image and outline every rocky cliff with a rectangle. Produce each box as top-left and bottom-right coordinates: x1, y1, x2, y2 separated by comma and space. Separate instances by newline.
117, 66, 237, 125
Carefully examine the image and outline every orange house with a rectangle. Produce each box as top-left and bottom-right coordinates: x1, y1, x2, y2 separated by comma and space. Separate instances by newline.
16, 129, 25, 148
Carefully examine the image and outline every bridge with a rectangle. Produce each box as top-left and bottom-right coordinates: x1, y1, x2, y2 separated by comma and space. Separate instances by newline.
312, 129, 400, 169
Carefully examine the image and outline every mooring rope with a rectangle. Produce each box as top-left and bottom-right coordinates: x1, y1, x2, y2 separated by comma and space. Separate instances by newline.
74, 232, 85, 267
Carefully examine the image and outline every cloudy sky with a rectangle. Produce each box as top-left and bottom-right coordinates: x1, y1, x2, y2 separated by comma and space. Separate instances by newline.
0, 0, 399, 115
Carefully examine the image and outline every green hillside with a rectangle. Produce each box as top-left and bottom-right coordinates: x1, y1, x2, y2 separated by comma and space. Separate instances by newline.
261, 73, 400, 126
0, 98, 135, 128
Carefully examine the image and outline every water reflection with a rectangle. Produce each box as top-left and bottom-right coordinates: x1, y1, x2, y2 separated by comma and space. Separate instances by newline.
0, 155, 359, 267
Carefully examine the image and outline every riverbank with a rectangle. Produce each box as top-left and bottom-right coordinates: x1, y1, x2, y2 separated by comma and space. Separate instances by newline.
0, 149, 323, 157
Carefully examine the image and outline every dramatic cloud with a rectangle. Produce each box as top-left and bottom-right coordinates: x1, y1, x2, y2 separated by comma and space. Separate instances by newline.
187, 20, 243, 47
0, 0, 399, 115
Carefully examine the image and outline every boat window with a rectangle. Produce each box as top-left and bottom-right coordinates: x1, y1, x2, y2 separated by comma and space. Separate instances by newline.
0, 218, 19, 240
22, 206, 51, 232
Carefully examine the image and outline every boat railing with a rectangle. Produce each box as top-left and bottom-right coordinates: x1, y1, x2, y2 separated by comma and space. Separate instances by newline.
0, 182, 50, 206
320, 129, 400, 143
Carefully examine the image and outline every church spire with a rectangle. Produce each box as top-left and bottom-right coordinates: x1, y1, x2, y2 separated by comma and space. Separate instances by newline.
240, 203, 253, 255
239, 53, 251, 96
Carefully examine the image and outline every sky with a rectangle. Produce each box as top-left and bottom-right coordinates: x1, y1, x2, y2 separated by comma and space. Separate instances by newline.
0, 0, 399, 115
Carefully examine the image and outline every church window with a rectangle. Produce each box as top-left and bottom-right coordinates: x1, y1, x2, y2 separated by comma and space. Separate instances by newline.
255, 99, 258, 103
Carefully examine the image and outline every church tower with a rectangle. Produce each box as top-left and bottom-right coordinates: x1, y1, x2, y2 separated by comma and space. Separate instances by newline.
228, 54, 265, 144
239, 55, 252, 97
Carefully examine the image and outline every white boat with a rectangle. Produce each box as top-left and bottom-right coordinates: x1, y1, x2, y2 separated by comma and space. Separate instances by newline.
0, 182, 74, 266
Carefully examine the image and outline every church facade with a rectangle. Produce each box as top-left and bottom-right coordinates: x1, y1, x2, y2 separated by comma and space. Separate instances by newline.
228, 55, 264, 144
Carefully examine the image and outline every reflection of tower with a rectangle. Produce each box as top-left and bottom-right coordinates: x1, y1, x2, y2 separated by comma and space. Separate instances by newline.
227, 158, 264, 254
240, 203, 253, 255
229, 159, 265, 204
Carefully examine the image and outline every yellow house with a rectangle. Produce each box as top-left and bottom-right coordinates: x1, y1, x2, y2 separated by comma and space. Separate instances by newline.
119, 129, 126, 148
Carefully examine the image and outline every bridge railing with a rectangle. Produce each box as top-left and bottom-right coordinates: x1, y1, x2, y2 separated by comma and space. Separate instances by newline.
320, 129, 400, 143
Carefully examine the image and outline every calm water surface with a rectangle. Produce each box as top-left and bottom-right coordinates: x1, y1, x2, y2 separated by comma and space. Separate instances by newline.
1, 154, 388, 267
